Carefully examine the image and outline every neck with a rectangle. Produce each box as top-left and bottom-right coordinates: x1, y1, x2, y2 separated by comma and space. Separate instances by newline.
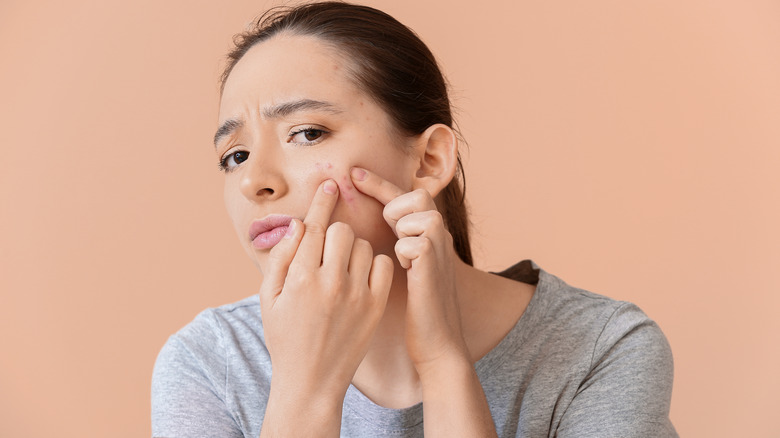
351, 256, 481, 408
349, 252, 535, 409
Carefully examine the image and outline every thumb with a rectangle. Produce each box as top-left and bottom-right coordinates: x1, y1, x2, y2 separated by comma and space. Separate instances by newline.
259, 219, 304, 308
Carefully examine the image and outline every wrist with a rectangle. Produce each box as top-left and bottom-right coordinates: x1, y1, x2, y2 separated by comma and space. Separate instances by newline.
416, 349, 475, 390
267, 373, 348, 411
262, 384, 345, 437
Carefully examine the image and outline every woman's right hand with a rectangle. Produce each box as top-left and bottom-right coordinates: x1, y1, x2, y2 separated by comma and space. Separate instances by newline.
258, 179, 394, 425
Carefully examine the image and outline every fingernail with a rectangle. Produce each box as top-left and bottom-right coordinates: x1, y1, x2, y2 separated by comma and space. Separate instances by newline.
351, 167, 367, 181
323, 179, 337, 194
284, 219, 297, 238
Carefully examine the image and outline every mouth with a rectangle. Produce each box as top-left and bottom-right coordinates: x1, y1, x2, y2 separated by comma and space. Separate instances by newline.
248, 215, 295, 250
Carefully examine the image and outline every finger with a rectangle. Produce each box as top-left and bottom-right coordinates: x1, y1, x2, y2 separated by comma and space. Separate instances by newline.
348, 238, 374, 285
350, 167, 406, 206
395, 236, 435, 270
259, 219, 304, 306
382, 189, 438, 223
294, 179, 339, 268
368, 254, 394, 305
322, 222, 354, 273
394, 210, 446, 240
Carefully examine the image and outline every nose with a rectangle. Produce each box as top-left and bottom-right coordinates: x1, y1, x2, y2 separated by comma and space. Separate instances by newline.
238, 147, 287, 202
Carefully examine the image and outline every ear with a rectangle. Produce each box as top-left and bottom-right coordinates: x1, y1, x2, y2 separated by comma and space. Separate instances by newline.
410, 124, 458, 198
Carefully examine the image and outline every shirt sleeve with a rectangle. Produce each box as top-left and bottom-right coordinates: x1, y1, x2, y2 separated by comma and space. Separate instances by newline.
151, 310, 243, 437
556, 302, 678, 438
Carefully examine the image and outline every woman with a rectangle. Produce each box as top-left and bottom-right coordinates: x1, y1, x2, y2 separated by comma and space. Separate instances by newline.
152, 2, 677, 437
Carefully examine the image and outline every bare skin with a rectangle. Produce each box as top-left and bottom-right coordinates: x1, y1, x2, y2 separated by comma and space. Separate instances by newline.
216, 34, 535, 436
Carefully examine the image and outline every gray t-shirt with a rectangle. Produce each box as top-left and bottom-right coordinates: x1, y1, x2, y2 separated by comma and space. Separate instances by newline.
152, 260, 677, 437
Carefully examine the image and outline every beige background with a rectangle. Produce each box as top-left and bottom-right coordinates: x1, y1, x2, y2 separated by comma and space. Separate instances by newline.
1, 0, 778, 436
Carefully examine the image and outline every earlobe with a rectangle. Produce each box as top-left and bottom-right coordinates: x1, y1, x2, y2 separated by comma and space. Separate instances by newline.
411, 124, 459, 198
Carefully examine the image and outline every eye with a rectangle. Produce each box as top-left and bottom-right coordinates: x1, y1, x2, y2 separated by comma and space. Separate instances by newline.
289, 127, 328, 145
218, 150, 249, 173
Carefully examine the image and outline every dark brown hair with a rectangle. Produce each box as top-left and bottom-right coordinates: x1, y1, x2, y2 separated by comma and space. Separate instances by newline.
220, 1, 473, 265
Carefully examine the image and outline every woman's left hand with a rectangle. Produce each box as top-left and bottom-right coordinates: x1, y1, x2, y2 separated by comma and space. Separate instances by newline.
350, 166, 470, 376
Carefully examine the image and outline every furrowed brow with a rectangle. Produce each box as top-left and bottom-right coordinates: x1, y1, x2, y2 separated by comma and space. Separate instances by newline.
213, 119, 244, 148
263, 99, 342, 119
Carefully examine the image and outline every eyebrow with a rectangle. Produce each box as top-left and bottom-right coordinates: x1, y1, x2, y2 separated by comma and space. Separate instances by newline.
263, 99, 343, 119
214, 99, 342, 148
213, 119, 244, 148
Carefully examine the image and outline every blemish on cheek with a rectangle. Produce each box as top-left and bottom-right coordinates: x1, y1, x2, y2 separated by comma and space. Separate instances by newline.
314, 162, 357, 208
314, 162, 334, 171
337, 174, 357, 204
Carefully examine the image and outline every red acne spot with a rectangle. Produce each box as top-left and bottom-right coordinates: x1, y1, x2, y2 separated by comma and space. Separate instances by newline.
326, 162, 333, 169
338, 175, 356, 203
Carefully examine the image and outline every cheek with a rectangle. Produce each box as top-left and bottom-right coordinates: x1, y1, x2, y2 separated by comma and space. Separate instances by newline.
313, 161, 358, 205
309, 161, 396, 252
337, 173, 358, 204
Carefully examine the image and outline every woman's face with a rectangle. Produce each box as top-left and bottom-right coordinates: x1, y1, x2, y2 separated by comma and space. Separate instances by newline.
216, 34, 419, 272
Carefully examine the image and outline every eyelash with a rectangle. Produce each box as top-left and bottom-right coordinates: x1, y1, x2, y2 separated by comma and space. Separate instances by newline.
288, 126, 329, 145
216, 127, 330, 173
217, 151, 247, 173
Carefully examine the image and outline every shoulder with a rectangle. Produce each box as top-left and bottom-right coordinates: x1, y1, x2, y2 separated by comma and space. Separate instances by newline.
540, 269, 672, 365
154, 294, 262, 369
500, 260, 675, 395
487, 261, 676, 435
533, 266, 676, 436
184, 294, 262, 334
151, 295, 263, 437
530, 266, 659, 336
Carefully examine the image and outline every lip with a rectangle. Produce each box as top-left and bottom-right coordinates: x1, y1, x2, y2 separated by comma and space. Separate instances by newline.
248, 214, 295, 250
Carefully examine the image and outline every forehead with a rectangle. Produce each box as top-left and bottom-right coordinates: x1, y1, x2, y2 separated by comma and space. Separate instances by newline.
219, 34, 364, 118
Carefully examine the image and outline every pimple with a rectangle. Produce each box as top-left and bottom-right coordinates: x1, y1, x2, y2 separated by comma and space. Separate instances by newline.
340, 175, 353, 190
338, 175, 356, 204
312, 163, 356, 206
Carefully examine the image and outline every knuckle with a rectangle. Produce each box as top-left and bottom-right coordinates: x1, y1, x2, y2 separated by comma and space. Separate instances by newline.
304, 222, 327, 236
418, 237, 435, 254
374, 253, 394, 271
375, 253, 393, 265
328, 221, 354, 237
354, 237, 373, 253
412, 188, 431, 202
423, 210, 444, 226
382, 206, 395, 223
